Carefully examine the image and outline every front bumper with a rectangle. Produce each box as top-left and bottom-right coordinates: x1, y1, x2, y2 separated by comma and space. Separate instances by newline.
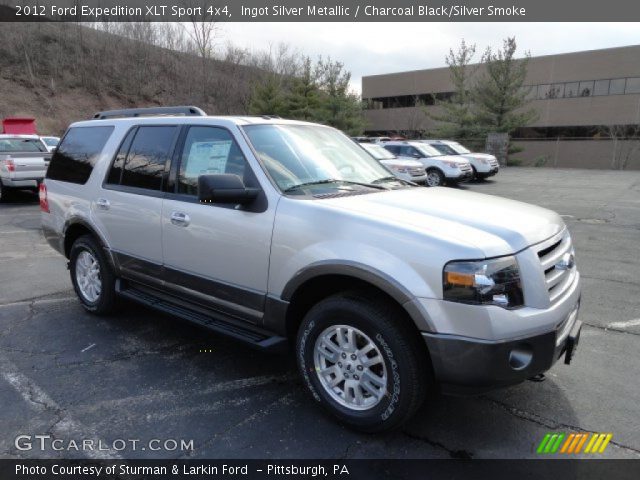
444, 169, 474, 182
423, 300, 581, 395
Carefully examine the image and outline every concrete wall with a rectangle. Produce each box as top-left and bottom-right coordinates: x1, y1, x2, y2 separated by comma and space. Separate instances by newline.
511, 139, 640, 170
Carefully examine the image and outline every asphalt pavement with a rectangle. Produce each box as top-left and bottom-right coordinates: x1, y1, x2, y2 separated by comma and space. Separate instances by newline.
0, 168, 639, 460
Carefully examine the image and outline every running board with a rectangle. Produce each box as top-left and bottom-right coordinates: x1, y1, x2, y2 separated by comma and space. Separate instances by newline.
116, 280, 287, 353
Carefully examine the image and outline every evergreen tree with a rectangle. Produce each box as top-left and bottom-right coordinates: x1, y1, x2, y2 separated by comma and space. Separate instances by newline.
430, 40, 479, 138
472, 37, 538, 134
248, 75, 286, 117
286, 57, 321, 121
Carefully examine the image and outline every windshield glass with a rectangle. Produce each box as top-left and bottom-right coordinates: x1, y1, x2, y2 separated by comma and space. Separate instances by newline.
0, 138, 47, 153
360, 143, 395, 160
429, 143, 459, 156
449, 142, 471, 154
243, 124, 395, 193
414, 144, 443, 157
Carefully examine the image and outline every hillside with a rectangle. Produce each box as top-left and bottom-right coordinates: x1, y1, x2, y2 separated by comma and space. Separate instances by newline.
0, 22, 260, 135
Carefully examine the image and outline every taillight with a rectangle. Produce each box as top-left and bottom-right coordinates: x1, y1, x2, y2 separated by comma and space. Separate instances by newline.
39, 182, 50, 213
4, 159, 15, 172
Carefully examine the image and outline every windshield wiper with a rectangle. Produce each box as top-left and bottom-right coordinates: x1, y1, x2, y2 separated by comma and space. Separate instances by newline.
371, 176, 398, 184
284, 179, 386, 193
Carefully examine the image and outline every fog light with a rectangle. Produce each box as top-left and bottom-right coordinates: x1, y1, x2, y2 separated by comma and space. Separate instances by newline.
508, 345, 533, 370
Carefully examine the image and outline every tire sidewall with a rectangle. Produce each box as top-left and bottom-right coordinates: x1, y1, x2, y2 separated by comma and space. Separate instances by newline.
426, 169, 444, 187
297, 299, 413, 431
69, 236, 113, 313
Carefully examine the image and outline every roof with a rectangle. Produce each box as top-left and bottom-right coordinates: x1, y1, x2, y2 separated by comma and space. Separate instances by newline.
70, 115, 321, 129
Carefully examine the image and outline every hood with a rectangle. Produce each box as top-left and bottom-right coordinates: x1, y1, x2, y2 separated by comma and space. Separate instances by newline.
463, 152, 496, 161
321, 187, 564, 257
427, 154, 470, 165
380, 158, 423, 168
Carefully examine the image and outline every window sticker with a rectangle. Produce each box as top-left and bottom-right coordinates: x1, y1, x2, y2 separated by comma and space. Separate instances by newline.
184, 140, 232, 177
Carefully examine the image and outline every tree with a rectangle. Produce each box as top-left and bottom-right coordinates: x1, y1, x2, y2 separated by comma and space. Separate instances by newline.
429, 40, 479, 138
248, 75, 287, 117
286, 56, 321, 121
472, 37, 537, 134
315, 57, 365, 135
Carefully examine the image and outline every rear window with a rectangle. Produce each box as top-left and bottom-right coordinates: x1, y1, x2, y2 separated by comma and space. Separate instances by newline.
46, 126, 114, 184
0, 138, 47, 153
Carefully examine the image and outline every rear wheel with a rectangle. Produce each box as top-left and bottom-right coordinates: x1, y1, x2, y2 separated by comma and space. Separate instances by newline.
425, 169, 445, 187
69, 235, 117, 315
296, 291, 430, 432
0, 180, 12, 202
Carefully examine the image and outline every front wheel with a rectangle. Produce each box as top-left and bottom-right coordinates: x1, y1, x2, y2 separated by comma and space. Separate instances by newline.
425, 169, 445, 187
296, 292, 430, 432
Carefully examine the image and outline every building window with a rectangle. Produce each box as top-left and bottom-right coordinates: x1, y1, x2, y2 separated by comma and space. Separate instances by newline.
564, 82, 579, 98
578, 81, 594, 97
625, 77, 640, 94
593, 79, 610, 96
610, 78, 626, 95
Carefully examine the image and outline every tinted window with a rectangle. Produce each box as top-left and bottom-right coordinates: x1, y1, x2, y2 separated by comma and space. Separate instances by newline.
594, 79, 610, 96
610, 78, 626, 95
105, 128, 136, 185
178, 127, 246, 196
564, 82, 579, 98
625, 77, 640, 94
0, 138, 47, 152
46, 126, 114, 184
384, 145, 399, 155
120, 126, 177, 191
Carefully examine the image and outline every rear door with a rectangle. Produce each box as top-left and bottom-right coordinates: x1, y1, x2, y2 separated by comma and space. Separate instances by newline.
160, 125, 274, 324
94, 125, 179, 283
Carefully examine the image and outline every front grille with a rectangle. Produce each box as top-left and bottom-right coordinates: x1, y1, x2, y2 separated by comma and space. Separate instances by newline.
536, 231, 576, 303
409, 167, 425, 177
460, 163, 472, 172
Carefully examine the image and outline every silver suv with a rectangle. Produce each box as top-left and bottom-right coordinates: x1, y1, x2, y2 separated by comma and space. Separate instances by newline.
41, 107, 582, 432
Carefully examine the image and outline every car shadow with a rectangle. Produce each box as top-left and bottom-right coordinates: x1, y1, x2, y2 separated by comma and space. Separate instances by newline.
0, 189, 39, 205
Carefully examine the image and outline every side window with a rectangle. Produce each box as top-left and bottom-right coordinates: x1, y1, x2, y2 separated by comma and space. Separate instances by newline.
120, 126, 177, 191
46, 126, 114, 184
177, 126, 247, 196
105, 128, 136, 185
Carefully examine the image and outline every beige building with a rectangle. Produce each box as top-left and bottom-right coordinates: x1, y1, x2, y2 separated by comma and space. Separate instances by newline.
362, 45, 640, 169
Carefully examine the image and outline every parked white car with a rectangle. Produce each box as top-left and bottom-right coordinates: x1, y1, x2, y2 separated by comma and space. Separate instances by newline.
0, 134, 50, 201
382, 141, 473, 187
421, 140, 499, 180
40, 136, 61, 153
359, 142, 427, 184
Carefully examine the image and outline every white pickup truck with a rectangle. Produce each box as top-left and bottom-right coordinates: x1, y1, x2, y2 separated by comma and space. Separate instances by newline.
0, 134, 51, 201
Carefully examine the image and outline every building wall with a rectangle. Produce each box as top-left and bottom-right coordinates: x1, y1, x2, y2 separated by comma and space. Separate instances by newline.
362, 45, 640, 169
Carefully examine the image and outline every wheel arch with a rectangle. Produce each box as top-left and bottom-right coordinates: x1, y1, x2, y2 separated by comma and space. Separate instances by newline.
276, 261, 434, 341
63, 219, 117, 271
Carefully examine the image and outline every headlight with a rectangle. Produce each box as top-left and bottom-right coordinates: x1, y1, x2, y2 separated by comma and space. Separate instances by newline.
442, 161, 459, 168
387, 163, 409, 173
443, 256, 524, 308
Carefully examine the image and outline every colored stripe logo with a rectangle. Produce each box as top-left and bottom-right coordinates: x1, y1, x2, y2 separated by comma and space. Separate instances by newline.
537, 432, 612, 454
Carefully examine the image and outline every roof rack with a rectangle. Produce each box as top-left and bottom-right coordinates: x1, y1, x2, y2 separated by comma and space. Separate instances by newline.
93, 106, 206, 120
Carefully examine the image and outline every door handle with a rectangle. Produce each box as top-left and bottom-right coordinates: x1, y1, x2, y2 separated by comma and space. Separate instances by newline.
96, 198, 110, 210
170, 211, 190, 227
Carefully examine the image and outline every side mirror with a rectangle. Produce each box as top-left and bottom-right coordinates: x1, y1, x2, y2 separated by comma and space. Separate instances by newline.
197, 174, 259, 205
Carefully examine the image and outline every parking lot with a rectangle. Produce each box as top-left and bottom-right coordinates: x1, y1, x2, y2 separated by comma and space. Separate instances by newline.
1, 167, 639, 460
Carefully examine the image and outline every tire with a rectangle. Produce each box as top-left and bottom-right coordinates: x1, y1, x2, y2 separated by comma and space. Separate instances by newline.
296, 291, 431, 432
0, 180, 12, 202
69, 234, 117, 315
425, 168, 445, 187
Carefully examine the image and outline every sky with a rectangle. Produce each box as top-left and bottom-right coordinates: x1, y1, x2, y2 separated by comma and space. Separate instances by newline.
220, 22, 640, 93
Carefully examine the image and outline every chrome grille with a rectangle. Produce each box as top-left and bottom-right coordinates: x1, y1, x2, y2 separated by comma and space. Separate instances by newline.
536, 231, 576, 303
460, 163, 472, 172
409, 167, 425, 177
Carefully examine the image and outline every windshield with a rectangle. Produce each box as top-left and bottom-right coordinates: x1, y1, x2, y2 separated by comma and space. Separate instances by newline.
429, 143, 459, 156
243, 124, 396, 193
0, 138, 47, 153
360, 143, 395, 160
414, 144, 444, 158
448, 142, 471, 154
